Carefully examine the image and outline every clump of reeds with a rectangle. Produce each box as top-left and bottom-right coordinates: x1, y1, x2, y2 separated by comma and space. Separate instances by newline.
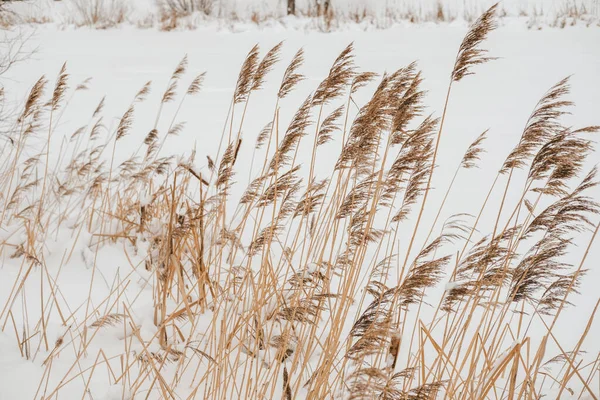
0, 4, 599, 399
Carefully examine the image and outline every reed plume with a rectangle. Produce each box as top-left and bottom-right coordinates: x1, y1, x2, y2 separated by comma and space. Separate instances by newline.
451, 3, 498, 82
234, 44, 260, 104
278, 48, 305, 99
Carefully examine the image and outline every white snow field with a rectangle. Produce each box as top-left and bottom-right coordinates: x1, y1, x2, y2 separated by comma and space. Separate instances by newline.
1, 7, 600, 400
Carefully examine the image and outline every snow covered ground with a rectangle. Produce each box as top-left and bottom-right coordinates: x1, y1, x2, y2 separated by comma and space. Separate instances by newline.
4, 0, 600, 29
1, 9, 600, 400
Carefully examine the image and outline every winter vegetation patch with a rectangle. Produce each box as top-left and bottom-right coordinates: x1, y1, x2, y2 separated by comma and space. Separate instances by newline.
1, 3, 600, 400
1, 0, 600, 29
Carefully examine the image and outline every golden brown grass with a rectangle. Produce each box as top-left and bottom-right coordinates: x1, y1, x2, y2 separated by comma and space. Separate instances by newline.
1, 4, 599, 399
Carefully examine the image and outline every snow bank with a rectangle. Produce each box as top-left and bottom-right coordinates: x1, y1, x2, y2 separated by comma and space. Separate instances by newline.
3, 0, 600, 29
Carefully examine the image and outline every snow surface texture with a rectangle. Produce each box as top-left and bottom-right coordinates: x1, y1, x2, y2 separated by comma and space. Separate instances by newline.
1, 8, 600, 400
3, 0, 600, 29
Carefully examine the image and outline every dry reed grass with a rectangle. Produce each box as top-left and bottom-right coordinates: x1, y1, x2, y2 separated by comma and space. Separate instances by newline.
0, 4, 599, 399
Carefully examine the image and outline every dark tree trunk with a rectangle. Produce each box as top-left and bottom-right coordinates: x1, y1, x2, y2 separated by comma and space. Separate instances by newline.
287, 0, 295, 15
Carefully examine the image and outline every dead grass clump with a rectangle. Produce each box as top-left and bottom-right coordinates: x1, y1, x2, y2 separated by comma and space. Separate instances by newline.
0, 2, 16, 28
157, 0, 213, 30
70, 0, 129, 28
0, 4, 599, 399
160, 0, 213, 16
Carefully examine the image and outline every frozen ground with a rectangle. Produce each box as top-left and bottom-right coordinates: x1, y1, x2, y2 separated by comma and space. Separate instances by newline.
0, 19, 599, 399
